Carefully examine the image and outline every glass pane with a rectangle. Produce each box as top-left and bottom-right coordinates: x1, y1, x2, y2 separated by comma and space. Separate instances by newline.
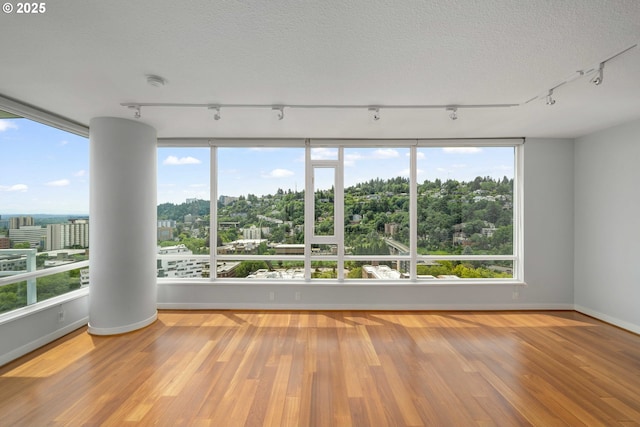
37, 268, 85, 302
417, 147, 514, 256
0, 115, 90, 310
310, 147, 338, 160
343, 147, 410, 255
310, 243, 338, 256
157, 147, 211, 257
157, 251, 209, 278
217, 148, 305, 256
416, 260, 513, 279
311, 261, 338, 279
224, 260, 305, 279
344, 260, 410, 280
0, 267, 89, 314
314, 168, 335, 236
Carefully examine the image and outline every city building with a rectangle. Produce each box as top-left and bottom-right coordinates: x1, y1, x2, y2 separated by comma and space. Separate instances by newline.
157, 220, 176, 228
0, 215, 9, 230
8, 226, 46, 249
242, 225, 270, 240
9, 216, 34, 229
156, 244, 208, 278
45, 220, 90, 251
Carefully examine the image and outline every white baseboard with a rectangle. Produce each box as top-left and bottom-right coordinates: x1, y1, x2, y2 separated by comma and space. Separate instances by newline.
157, 302, 575, 311
0, 317, 88, 367
87, 311, 157, 336
574, 305, 640, 335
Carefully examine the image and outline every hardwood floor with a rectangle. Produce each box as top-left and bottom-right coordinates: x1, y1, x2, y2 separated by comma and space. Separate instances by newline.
1, 310, 640, 426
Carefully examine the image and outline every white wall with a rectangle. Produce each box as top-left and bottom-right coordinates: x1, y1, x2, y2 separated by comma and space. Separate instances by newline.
523, 138, 575, 306
0, 290, 89, 366
158, 138, 576, 310
574, 119, 640, 333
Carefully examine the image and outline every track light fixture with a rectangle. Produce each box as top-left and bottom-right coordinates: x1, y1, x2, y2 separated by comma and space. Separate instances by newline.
545, 89, 556, 106
128, 105, 141, 119
446, 107, 458, 120
209, 106, 221, 120
273, 106, 284, 120
591, 62, 605, 85
369, 107, 380, 121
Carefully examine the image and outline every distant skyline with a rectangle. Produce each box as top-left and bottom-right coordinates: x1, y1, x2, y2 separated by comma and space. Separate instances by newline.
1, 117, 514, 213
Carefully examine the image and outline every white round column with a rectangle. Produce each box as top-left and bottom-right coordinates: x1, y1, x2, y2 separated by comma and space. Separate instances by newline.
88, 117, 157, 335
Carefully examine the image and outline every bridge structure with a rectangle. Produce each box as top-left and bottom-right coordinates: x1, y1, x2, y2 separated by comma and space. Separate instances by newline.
383, 238, 410, 275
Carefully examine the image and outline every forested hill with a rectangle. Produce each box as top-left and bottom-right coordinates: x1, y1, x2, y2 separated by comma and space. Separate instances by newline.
157, 199, 210, 221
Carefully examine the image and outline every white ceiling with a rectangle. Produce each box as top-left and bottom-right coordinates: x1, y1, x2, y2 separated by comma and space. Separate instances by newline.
1, 0, 639, 139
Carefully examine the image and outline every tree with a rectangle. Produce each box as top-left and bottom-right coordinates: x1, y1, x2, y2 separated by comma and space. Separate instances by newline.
235, 261, 269, 278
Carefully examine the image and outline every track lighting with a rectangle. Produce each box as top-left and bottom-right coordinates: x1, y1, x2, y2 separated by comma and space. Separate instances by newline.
273, 106, 284, 120
545, 90, 556, 106
209, 106, 221, 120
369, 107, 380, 121
121, 102, 521, 120
128, 105, 141, 119
126, 45, 634, 120
591, 62, 605, 85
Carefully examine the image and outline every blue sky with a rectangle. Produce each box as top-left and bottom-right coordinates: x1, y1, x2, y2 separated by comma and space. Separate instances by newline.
160, 146, 514, 202
1, 117, 514, 213
1, 118, 89, 215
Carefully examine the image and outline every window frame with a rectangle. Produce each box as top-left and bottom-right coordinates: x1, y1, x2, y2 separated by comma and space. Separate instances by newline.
158, 138, 524, 285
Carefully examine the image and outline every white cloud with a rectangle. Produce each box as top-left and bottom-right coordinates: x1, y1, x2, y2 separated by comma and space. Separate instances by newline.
263, 168, 294, 178
442, 147, 482, 154
188, 183, 207, 188
46, 179, 70, 187
0, 120, 18, 132
344, 152, 363, 167
59, 140, 69, 146
310, 147, 338, 160
372, 148, 399, 159
0, 183, 28, 192
74, 170, 86, 177
163, 155, 202, 165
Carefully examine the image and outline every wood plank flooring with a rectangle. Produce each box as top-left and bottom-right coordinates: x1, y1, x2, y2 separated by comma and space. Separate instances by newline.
1, 310, 640, 426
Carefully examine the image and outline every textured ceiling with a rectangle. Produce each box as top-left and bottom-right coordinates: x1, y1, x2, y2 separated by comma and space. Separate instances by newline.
1, 0, 639, 139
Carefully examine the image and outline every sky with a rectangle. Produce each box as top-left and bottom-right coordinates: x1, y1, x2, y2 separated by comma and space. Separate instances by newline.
159, 146, 514, 203
0, 118, 89, 215
1, 117, 514, 214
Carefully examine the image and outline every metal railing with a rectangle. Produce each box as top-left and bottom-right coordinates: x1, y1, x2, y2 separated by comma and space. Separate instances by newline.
0, 250, 89, 313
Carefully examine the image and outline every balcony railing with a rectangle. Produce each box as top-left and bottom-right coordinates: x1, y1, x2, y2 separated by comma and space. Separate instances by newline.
0, 249, 89, 315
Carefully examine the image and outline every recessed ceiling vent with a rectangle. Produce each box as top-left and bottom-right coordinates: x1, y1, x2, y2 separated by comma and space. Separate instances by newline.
146, 74, 166, 87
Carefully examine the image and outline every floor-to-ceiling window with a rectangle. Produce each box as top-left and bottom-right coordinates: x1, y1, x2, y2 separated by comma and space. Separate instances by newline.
157, 139, 523, 283
0, 112, 89, 314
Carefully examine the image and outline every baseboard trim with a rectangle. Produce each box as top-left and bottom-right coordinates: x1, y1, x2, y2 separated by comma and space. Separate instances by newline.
574, 305, 640, 335
157, 302, 575, 311
0, 317, 88, 367
87, 311, 158, 336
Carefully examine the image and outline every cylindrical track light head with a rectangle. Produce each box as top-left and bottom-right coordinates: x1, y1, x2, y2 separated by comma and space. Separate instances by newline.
546, 90, 556, 105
